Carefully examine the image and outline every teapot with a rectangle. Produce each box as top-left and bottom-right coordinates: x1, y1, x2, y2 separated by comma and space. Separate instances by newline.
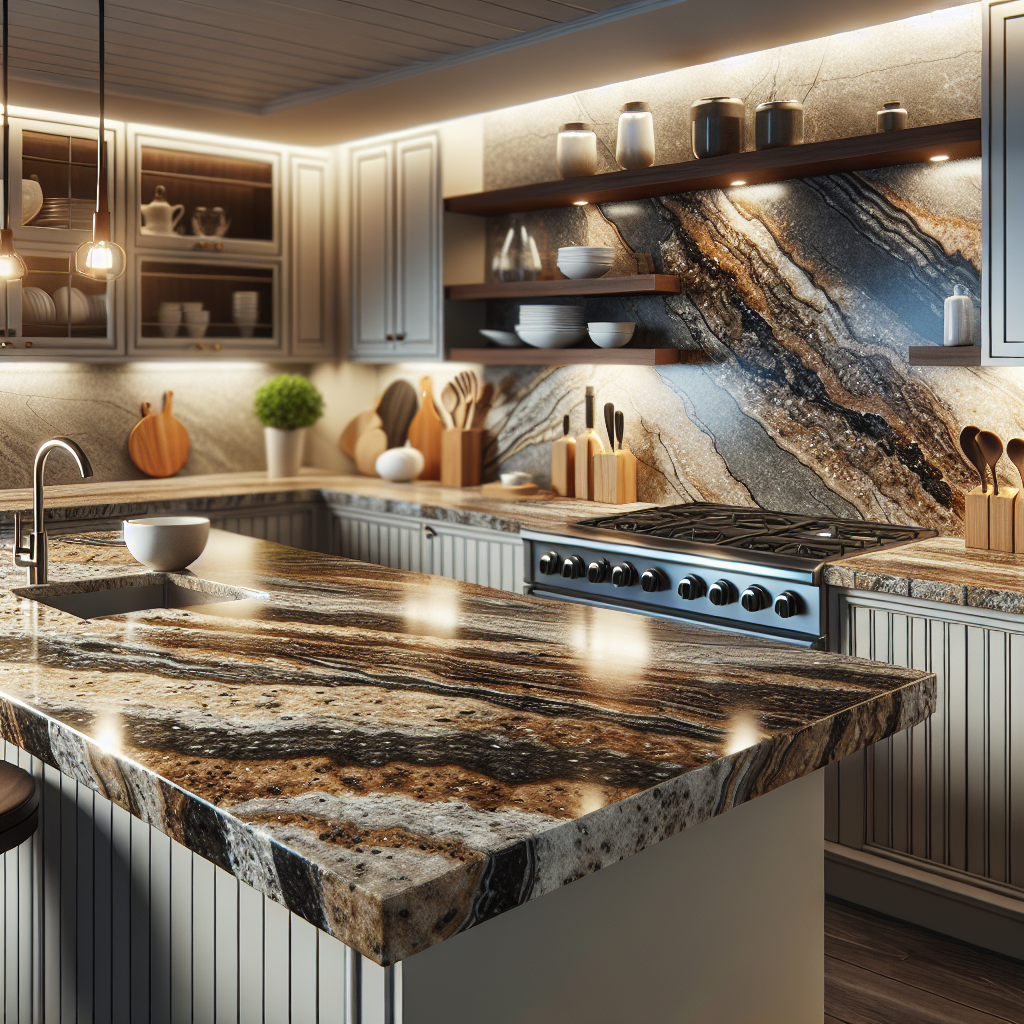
141, 185, 184, 235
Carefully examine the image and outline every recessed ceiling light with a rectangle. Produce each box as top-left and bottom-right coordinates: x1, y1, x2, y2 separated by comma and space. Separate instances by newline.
572, 200, 588, 206
730, 180, 746, 186
930, 154, 950, 162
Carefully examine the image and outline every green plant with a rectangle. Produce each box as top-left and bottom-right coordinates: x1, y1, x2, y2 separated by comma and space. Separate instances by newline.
254, 374, 324, 430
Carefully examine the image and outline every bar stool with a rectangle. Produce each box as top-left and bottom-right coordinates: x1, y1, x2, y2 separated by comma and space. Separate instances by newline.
0, 761, 39, 854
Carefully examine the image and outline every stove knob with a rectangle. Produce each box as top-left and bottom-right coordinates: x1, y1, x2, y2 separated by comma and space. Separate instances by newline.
740, 585, 771, 613
707, 580, 736, 606
774, 591, 801, 619
677, 574, 706, 601
561, 555, 586, 580
610, 562, 638, 588
538, 551, 561, 576
587, 559, 611, 584
639, 568, 669, 593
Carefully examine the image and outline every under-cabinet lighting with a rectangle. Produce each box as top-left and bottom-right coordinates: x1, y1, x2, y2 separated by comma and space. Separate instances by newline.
930, 154, 950, 162
573, 200, 588, 206
730, 180, 747, 186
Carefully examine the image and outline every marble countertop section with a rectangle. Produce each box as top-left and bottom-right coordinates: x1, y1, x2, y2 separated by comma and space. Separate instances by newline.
0, 470, 650, 536
824, 537, 1024, 615
0, 530, 934, 964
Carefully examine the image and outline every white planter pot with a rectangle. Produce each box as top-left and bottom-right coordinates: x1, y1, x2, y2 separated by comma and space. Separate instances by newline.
264, 426, 305, 479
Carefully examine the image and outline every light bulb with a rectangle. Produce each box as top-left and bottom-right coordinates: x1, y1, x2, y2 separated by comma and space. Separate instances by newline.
0, 251, 26, 280
74, 238, 126, 281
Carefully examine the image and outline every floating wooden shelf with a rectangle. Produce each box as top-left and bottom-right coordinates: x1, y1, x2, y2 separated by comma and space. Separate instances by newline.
445, 120, 982, 216
446, 275, 680, 300
908, 345, 982, 366
447, 347, 703, 366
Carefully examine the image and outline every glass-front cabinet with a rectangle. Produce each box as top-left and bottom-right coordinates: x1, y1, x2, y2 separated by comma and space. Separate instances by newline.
131, 256, 280, 355
131, 132, 280, 256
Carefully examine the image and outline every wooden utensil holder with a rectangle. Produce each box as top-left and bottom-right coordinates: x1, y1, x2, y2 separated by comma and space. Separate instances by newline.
593, 451, 638, 504
441, 428, 483, 488
990, 487, 1018, 552
551, 436, 575, 497
964, 486, 990, 549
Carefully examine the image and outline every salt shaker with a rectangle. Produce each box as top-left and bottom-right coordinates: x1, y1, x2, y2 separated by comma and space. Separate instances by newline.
615, 102, 655, 170
943, 285, 974, 347
877, 101, 908, 132
556, 123, 598, 179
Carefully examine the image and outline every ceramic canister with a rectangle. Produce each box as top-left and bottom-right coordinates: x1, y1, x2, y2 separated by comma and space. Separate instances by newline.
755, 100, 804, 150
690, 98, 745, 159
615, 102, 655, 170
877, 101, 908, 132
556, 123, 598, 179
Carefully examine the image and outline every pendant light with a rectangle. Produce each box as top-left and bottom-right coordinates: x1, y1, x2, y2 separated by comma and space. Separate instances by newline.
0, 0, 26, 281
74, 0, 125, 281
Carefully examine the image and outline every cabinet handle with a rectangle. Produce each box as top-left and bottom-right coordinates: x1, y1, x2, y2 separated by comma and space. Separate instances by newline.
385, 333, 395, 340
423, 526, 436, 539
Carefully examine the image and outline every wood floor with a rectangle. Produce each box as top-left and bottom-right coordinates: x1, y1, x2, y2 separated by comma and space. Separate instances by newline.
825, 898, 1024, 1024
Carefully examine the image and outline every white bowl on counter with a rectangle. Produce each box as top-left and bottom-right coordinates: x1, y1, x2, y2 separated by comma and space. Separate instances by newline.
588, 321, 635, 349
123, 516, 211, 571
479, 329, 522, 347
515, 325, 588, 349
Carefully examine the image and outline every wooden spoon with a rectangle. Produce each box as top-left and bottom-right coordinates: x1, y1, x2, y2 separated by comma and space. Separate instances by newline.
440, 383, 459, 429
1007, 438, 1024, 491
454, 371, 478, 429
976, 430, 1005, 496
959, 426, 987, 492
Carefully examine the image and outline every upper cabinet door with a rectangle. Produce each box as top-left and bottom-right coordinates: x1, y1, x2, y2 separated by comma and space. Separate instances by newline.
130, 131, 281, 256
986, 0, 1024, 361
349, 134, 442, 363
289, 153, 334, 358
394, 135, 441, 360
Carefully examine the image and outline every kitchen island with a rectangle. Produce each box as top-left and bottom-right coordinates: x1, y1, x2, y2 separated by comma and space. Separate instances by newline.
0, 529, 934, 1022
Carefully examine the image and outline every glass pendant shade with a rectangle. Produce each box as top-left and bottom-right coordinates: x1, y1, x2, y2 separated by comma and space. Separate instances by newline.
74, 237, 126, 281
0, 230, 26, 281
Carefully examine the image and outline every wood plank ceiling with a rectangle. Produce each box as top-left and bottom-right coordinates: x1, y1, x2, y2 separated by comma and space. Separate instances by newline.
7, 0, 657, 113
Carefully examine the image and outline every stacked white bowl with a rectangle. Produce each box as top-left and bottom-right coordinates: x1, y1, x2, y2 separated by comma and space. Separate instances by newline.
182, 301, 210, 339
232, 291, 259, 337
158, 301, 182, 338
557, 246, 615, 280
588, 321, 636, 349
515, 305, 587, 349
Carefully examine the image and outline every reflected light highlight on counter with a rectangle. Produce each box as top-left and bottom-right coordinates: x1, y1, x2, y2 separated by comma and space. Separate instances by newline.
93, 715, 123, 754
403, 579, 461, 638
725, 712, 763, 755
571, 607, 651, 690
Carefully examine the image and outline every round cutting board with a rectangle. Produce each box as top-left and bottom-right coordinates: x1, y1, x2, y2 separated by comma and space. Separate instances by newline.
128, 390, 190, 477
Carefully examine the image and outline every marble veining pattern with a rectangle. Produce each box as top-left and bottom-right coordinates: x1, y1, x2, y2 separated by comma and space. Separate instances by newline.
0, 531, 933, 964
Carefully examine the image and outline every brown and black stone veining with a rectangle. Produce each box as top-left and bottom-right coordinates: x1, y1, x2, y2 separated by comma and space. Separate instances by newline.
0, 533, 933, 964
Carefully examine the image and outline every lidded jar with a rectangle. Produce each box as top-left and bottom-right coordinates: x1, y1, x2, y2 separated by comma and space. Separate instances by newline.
615, 101, 655, 170
690, 97, 745, 159
556, 123, 598, 179
755, 100, 804, 150
877, 101, 908, 132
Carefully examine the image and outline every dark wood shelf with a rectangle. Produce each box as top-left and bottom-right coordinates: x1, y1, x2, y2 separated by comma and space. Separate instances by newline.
908, 345, 981, 366
447, 347, 703, 366
446, 275, 680, 300
445, 120, 982, 216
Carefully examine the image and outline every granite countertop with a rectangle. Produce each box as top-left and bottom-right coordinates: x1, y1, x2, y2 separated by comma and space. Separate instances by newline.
0, 530, 934, 965
0, 470, 651, 536
824, 536, 1024, 615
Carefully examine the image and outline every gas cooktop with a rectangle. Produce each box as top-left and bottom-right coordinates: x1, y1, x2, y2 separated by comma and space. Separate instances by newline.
573, 503, 936, 565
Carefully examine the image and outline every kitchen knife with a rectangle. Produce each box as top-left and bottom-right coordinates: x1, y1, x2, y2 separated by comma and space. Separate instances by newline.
604, 403, 615, 450
615, 410, 624, 451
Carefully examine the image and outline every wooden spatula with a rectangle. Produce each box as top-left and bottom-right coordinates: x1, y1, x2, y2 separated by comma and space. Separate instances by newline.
1007, 438, 1024, 490
128, 391, 189, 478
959, 426, 988, 492
977, 430, 1005, 496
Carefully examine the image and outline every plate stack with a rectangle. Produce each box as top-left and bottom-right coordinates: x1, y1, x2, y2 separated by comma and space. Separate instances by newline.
29, 198, 95, 230
557, 246, 614, 280
232, 291, 259, 337
515, 305, 587, 349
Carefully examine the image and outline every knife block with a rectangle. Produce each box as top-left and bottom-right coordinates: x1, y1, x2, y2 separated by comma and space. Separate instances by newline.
441, 428, 483, 488
575, 430, 605, 501
551, 436, 576, 497
990, 487, 1018, 552
593, 451, 638, 504
964, 486, 990, 549
1015, 495, 1024, 554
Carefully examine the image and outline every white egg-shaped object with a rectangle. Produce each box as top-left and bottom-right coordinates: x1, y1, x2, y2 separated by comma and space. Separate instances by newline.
375, 445, 425, 482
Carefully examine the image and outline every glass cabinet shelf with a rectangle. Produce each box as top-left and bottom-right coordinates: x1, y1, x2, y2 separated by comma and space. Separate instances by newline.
21, 254, 109, 339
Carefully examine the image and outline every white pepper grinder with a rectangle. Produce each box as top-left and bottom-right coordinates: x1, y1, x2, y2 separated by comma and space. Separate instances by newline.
615, 102, 655, 170
943, 285, 974, 347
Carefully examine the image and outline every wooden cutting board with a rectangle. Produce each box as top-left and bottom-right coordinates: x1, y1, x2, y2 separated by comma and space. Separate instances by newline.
406, 376, 443, 480
128, 390, 190, 478
376, 380, 418, 448
354, 427, 389, 476
340, 409, 383, 459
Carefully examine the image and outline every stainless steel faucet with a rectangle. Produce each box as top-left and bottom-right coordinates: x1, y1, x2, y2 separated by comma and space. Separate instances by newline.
13, 438, 93, 585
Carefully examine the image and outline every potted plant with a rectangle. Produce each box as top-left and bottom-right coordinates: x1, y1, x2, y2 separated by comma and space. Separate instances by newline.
254, 374, 324, 479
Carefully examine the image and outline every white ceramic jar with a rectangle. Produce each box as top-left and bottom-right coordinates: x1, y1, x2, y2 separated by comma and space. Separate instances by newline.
615, 102, 655, 170
556, 123, 598, 179
943, 285, 974, 347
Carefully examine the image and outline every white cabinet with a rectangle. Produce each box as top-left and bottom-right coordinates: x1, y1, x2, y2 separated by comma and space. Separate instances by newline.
349, 133, 441, 363
985, 1, 1024, 361
289, 152, 334, 358
329, 506, 524, 592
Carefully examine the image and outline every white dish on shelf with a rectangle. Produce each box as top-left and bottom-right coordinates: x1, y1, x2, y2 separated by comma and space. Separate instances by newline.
515, 325, 587, 349
21, 286, 55, 325
87, 293, 108, 325
479, 329, 522, 347
588, 322, 635, 348
557, 260, 614, 280
21, 179, 43, 224
52, 286, 90, 325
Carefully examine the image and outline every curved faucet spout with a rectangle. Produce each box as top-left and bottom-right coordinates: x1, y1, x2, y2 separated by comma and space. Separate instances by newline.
15, 437, 94, 585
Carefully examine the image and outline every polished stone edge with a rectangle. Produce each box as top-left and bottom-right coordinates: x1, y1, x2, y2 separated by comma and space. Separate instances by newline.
0, 669, 934, 965
823, 564, 1023, 612
321, 492, 522, 534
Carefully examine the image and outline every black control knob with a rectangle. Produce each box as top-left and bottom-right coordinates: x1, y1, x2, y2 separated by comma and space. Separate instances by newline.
639, 568, 669, 593
677, 574, 706, 601
740, 585, 771, 613
587, 559, 611, 584
561, 555, 586, 580
538, 551, 561, 576
610, 562, 638, 588
774, 591, 801, 619
707, 580, 736, 606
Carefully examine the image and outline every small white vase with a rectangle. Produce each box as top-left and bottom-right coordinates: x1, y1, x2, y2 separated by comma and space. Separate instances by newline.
264, 426, 305, 478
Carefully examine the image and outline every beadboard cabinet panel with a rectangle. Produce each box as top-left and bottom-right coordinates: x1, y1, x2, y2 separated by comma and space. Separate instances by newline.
290, 153, 335, 358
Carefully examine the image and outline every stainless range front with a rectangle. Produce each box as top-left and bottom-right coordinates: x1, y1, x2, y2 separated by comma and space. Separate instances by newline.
524, 504, 936, 648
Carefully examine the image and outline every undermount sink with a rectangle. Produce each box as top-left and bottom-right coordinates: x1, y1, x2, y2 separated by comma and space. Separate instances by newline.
12, 573, 264, 620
